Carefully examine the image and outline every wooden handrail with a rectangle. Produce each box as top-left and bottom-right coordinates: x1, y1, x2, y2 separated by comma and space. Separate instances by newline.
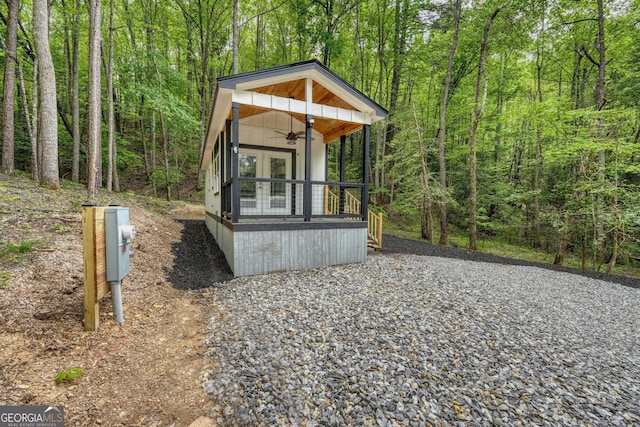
325, 187, 383, 249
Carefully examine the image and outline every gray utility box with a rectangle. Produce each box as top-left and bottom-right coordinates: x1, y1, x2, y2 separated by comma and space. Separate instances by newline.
104, 207, 136, 282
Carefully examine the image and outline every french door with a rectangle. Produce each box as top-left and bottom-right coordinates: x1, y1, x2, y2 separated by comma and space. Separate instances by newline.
238, 148, 292, 216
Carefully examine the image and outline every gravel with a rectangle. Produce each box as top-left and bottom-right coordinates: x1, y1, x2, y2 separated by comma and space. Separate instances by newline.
203, 253, 640, 426
381, 234, 640, 289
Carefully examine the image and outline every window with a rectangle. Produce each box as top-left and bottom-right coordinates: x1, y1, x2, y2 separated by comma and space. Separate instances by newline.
213, 142, 220, 194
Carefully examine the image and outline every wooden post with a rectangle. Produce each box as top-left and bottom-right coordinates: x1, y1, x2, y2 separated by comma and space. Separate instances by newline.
377, 211, 383, 249
82, 205, 108, 331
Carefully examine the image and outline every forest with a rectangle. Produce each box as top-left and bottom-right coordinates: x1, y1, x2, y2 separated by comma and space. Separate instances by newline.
1, 0, 639, 273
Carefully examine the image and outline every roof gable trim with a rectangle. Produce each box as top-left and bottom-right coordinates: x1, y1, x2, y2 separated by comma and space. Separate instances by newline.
218, 60, 387, 119
233, 90, 371, 124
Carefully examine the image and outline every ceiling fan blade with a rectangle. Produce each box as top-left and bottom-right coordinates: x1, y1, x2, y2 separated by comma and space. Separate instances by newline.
274, 131, 289, 136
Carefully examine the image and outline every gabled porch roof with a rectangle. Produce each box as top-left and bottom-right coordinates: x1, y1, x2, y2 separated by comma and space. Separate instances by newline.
201, 60, 388, 171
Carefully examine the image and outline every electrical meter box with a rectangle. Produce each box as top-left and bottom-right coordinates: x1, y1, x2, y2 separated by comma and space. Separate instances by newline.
104, 207, 136, 282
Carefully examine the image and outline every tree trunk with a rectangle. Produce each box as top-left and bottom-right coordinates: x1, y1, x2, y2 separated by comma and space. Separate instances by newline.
150, 111, 157, 197
468, 0, 511, 251
374, 2, 387, 200
553, 215, 574, 265
581, 216, 587, 269
87, 0, 102, 200
31, 59, 39, 181
437, 0, 461, 246
533, 32, 544, 249
33, 0, 60, 189
594, 0, 607, 269
15, 61, 32, 147
2, 0, 19, 175
420, 173, 434, 244
106, 0, 116, 192
533, 126, 543, 248
607, 141, 621, 273
232, 0, 239, 73
608, 226, 619, 273
16, 59, 36, 178
160, 111, 171, 201
150, 43, 172, 200
412, 101, 434, 243
570, 46, 583, 109
71, 0, 81, 182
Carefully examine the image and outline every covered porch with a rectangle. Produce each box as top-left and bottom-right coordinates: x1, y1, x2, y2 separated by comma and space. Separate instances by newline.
201, 60, 387, 276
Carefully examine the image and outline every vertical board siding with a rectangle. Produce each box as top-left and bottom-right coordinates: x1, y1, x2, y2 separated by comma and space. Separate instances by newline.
232, 228, 367, 276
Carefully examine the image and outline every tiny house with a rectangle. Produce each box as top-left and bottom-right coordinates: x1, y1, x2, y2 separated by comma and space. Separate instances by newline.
200, 60, 387, 277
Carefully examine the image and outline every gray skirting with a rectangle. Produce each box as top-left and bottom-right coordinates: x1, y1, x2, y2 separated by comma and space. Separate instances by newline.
206, 214, 367, 276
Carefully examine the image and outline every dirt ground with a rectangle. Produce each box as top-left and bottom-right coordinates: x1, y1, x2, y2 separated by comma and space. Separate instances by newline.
0, 177, 218, 426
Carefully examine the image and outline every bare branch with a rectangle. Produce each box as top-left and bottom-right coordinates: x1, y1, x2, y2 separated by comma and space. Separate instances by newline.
562, 18, 598, 25
240, 0, 287, 27
577, 44, 600, 67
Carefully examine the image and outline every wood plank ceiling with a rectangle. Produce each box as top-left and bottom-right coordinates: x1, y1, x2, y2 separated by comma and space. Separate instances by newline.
227, 79, 364, 144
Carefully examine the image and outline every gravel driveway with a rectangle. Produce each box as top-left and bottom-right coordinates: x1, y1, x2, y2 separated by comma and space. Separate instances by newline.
203, 253, 640, 426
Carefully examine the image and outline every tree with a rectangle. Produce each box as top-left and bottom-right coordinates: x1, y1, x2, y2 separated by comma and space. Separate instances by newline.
87, 0, 101, 200
71, 0, 81, 182
232, 0, 239, 73
33, 0, 60, 188
310, 0, 359, 66
106, 0, 119, 192
437, 0, 461, 246
468, 0, 512, 251
2, 0, 19, 176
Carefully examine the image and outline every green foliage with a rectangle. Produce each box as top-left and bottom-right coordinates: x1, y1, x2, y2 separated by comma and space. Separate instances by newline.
0, 239, 40, 260
55, 367, 85, 384
53, 223, 72, 234
150, 167, 183, 191
0, 272, 10, 289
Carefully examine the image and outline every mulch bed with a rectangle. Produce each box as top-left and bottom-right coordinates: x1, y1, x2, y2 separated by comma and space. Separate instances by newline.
166, 220, 233, 290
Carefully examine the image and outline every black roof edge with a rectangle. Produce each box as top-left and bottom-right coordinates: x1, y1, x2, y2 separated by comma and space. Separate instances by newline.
216, 59, 388, 118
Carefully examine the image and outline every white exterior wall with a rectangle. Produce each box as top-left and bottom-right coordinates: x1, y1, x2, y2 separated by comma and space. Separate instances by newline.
238, 112, 325, 215
311, 136, 326, 215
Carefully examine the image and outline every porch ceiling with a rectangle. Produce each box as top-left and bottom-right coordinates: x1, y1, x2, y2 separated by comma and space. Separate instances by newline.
226, 105, 363, 144
225, 78, 365, 143
202, 60, 388, 171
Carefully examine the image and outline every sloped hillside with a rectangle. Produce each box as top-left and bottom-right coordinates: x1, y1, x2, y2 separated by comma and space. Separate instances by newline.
0, 175, 215, 426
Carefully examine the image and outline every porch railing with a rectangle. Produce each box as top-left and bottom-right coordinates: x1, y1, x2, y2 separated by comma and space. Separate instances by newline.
324, 187, 383, 250
221, 178, 366, 221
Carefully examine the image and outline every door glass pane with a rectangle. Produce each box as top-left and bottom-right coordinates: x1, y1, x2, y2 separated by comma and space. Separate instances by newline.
270, 157, 286, 208
239, 154, 257, 208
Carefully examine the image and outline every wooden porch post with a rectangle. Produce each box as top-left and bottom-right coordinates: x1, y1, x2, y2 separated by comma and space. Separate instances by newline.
304, 114, 313, 222
361, 124, 371, 221
232, 103, 240, 223
339, 135, 346, 215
